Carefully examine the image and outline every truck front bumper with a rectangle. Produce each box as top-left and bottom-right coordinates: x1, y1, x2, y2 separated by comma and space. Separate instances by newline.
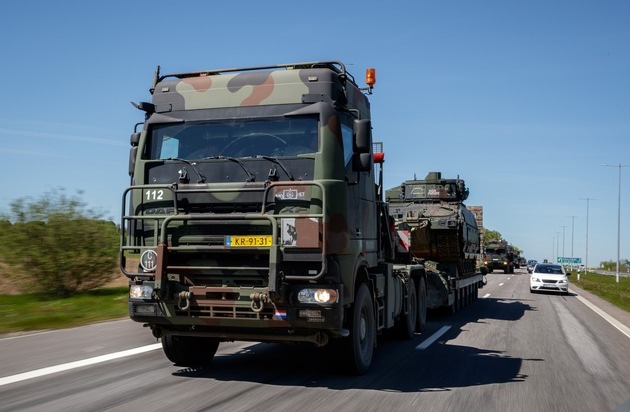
128, 281, 345, 345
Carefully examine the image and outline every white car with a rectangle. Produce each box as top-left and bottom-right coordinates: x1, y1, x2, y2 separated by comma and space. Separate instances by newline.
529, 263, 570, 295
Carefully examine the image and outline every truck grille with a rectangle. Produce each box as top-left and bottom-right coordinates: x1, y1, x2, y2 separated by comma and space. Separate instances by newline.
175, 304, 275, 319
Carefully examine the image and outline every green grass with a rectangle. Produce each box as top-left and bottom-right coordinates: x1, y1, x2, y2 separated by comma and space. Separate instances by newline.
1, 272, 628, 336
0, 287, 128, 335
575, 271, 630, 312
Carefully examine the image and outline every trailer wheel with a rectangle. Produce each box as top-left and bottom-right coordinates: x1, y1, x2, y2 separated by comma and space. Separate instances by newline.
416, 277, 427, 332
161, 335, 219, 366
396, 277, 417, 339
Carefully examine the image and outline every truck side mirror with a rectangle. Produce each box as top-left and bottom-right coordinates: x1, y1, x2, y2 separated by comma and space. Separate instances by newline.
130, 132, 141, 146
128, 146, 138, 177
353, 153, 372, 171
354, 119, 371, 153
351, 119, 372, 172
129, 132, 140, 177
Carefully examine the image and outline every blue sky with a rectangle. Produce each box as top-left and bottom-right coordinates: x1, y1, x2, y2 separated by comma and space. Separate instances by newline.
1, 1, 628, 266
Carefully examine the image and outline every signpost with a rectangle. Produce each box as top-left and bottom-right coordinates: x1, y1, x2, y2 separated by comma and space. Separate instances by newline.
557, 257, 581, 264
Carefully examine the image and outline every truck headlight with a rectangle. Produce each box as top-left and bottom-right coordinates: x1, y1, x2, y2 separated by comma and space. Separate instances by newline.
297, 288, 338, 304
129, 285, 153, 299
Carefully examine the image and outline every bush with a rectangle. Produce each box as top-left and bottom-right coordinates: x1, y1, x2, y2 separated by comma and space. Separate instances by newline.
0, 189, 119, 296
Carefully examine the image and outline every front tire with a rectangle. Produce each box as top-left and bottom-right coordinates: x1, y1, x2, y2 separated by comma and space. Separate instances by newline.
336, 283, 376, 374
162, 335, 220, 366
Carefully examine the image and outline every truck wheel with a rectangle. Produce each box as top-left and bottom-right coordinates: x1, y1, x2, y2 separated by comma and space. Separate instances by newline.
416, 277, 427, 332
161, 335, 219, 366
338, 283, 375, 374
329, 283, 376, 374
396, 278, 417, 339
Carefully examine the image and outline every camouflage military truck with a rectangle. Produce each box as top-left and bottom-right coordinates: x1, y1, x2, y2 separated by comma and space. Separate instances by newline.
122, 62, 429, 374
483, 239, 515, 274
385, 172, 485, 312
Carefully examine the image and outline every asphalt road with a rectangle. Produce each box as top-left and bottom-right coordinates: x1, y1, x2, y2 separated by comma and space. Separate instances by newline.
1, 268, 629, 412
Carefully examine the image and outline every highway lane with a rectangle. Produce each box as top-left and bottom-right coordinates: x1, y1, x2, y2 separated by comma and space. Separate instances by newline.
1, 269, 629, 412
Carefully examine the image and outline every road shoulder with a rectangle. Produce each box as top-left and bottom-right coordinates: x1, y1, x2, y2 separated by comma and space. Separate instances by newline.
570, 281, 630, 332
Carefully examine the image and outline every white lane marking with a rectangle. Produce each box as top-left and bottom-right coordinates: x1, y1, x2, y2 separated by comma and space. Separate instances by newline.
0, 343, 161, 387
499, 283, 504, 286
483, 293, 491, 298
416, 326, 451, 350
575, 294, 630, 340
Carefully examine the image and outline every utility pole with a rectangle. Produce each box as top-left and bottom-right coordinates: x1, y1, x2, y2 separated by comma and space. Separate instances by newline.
579, 198, 595, 281
578, 197, 597, 281
566, 215, 577, 271
560, 225, 567, 260
602, 163, 629, 283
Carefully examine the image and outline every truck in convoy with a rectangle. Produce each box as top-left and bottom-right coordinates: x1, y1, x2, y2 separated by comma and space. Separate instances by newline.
121, 61, 482, 374
385, 172, 485, 312
483, 239, 515, 274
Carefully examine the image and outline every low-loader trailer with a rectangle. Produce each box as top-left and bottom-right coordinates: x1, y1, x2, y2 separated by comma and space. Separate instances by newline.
122, 61, 483, 373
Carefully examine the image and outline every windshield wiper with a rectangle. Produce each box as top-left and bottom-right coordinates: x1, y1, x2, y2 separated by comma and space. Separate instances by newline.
256, 155, 295, 181
164, 157, 207, 183
203, 156, 256, 182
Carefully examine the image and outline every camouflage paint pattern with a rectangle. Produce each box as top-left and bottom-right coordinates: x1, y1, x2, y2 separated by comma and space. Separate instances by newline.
123, 62, 376, 344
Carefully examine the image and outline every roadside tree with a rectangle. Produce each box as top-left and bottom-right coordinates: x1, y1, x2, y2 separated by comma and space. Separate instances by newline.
0, 189, 119, 296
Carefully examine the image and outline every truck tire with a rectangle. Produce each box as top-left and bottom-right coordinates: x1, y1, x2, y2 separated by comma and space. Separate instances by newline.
396, 278, 417, 339
416, 277, 427, 332
161, 335, 219, 366
335, 283, 375, 374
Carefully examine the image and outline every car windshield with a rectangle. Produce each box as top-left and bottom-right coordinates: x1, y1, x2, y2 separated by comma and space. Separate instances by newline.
534, 264, 564, 274
147, 117, 319, 160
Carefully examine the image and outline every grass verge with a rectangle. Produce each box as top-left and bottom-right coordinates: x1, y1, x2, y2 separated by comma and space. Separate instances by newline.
0, 273, 628, 336
575, 272, 630, 312
0, 287, 128, 335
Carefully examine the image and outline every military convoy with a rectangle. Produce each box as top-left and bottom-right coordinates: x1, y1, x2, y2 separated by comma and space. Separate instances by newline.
121, 61, 484, 374
483, 239, 516, 274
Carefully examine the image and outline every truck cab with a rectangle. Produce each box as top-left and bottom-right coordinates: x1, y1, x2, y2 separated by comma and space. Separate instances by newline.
122, 62, 424, 374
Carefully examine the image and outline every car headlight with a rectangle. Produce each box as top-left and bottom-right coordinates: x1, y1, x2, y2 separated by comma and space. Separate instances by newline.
129, 285, 153, 299
297, 288, 338, 304
531, 277, 540, 282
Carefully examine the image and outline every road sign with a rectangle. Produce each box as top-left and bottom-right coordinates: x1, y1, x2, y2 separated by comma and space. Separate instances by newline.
557, 257, 581, 264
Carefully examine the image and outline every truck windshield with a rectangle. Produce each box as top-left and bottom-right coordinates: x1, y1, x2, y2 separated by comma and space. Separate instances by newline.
147, 117, 318, 160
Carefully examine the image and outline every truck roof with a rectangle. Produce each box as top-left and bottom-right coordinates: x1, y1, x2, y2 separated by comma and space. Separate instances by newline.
148, 61, 370, 115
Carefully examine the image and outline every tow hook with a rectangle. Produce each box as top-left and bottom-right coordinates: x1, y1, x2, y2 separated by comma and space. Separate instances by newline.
177, 291, 191, 311
249, 292, 270, 313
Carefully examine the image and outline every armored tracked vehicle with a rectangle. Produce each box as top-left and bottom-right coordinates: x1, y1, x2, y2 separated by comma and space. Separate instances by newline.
386, 172, 484, 309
